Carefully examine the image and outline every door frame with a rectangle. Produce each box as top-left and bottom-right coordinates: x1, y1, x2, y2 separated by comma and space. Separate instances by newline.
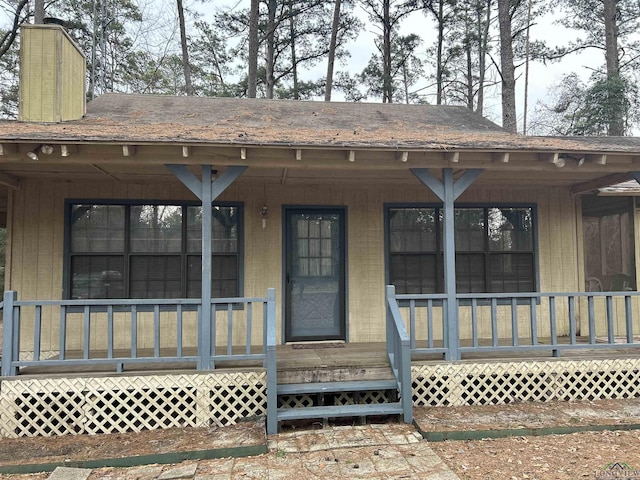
282, 205, 348, 343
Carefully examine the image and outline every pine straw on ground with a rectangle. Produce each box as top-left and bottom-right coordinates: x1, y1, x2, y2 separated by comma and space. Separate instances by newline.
431, 429, 640, 480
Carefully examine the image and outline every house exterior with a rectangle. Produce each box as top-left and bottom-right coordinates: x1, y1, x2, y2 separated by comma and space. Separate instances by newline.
1, 24, 640, 437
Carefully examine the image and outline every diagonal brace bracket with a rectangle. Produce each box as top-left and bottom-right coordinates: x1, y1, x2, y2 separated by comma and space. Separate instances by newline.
410, 168, 483, 201
166, 164, 248, 202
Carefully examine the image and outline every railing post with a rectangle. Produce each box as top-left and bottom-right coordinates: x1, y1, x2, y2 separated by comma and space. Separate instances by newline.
385, 285, 395, 356
265, 288, 278, 435
1, 291, 17, 376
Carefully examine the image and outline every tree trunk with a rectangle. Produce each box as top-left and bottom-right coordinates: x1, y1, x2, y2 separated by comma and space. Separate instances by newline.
247, 0, 259, 98
265, 0, 277, 99
176, 0, 193, 96
34, 0, 45, 24
289, 1, 299, 99
497, 0, 517, 132
435, 0, 444, 105
475, 0, 491, 114
324, 0, 341, 101
382, 0, 392, 103
603, 0, 623, 135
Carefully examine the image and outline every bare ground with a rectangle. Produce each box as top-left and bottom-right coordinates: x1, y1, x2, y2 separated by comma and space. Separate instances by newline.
432, 429, 640, 479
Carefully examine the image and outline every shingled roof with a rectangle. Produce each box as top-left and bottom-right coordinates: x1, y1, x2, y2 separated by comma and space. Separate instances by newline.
1, 93, 640, 153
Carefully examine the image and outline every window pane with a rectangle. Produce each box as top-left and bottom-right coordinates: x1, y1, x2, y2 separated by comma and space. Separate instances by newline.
389, 208, 437, 252
455, 209, 485, 251
390, 254, 437, 294
130, 205, 182, 253
70, 256, 124, 299
187, 255, 239, 297
488, 253, 534, 292
71, 205, 124, 253
130, 256, 181, 298
455, 253, 485, 293
187, 206, 239, 253
488, 208, 533, 251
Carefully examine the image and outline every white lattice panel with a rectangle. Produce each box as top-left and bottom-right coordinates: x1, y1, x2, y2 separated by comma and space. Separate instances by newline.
412, 358, 640, 407
0, 370, 266, 438
200, 372, 267, 427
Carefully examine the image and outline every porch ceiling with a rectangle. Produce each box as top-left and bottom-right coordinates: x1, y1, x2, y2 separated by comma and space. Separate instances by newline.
0, 143, 638, 189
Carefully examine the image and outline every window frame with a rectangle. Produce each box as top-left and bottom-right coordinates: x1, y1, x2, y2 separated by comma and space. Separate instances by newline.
63, 199, 244, 300
384, 202, 539, 296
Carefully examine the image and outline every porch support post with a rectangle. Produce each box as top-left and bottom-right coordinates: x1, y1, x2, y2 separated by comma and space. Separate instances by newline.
410, 168, 483, 361
201, 165, 214, 370
166, 164, 247, 370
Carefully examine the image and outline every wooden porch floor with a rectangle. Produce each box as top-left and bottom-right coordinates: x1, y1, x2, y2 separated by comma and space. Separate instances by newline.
5, 337, 640, 381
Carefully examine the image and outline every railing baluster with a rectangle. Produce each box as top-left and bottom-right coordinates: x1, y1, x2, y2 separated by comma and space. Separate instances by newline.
588, 296, 596, 344
227, 303, 233, 356
568, 296, 576, 345
83, 305, 90, 359
246, 302, 252, 356
59, 305, 67, 360
427, 299, 434, 349
210, 303, 216, 361
176, 305, 183, 358
491, 298, 498, 347
263, 301, 268, 354
511, 298, 518, 347
549, 296, 558, 356
471, 298, 478, 348
625, 295, 633, 344
409, 299, 416, 350
154, 305, 160, 358
130, 305, 138, 358
107, 305, 114, 359
606, 296, 614, 344
530, 297, 538, 345
33, 305, 42, 362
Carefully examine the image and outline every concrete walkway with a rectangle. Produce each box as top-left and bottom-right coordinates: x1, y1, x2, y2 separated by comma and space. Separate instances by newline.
67, 424, 459, 480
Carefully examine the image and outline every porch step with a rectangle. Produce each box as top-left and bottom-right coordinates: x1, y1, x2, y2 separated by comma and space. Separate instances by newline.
276, 402, 404, 421
277, 379, 398, 395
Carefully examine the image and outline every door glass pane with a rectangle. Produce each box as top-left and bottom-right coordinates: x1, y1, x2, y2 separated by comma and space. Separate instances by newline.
288, 211, 343, 340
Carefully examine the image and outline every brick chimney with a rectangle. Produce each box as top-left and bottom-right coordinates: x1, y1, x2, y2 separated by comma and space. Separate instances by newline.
19, 24, 86, 122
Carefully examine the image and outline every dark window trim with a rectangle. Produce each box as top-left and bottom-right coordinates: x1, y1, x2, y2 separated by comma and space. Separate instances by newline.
384, 202, 540, 299
63, 199, 244, 300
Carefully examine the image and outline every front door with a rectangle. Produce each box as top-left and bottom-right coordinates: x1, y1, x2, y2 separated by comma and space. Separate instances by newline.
284, 208, 346, 342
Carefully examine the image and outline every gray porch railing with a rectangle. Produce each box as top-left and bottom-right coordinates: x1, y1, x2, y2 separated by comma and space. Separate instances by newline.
1, 289, 277, 377
391, 290, 640, 359
385, 285, 412, 423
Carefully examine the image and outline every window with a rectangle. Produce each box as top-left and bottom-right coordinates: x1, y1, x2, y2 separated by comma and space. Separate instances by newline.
67, 202, 242, 299
387, 205, 536, 294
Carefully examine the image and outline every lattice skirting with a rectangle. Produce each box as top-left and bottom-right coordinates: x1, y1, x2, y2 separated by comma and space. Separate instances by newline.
412, 358, 640, 407
0, 371, 266, 438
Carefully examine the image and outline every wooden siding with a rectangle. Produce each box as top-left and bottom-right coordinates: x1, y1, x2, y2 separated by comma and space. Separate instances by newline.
19, 25, 85, 123
8, 177, 604, 349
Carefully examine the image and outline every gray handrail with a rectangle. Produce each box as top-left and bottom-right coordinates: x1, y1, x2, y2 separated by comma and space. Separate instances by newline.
1, 290, 274, 377
385, 285, 412, 423
397, 290, 640, 359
